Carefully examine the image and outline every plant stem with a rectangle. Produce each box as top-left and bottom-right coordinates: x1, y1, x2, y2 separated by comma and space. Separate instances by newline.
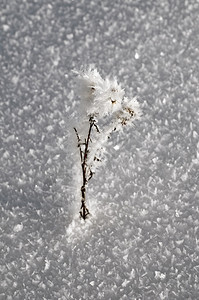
75, 117, 96, 220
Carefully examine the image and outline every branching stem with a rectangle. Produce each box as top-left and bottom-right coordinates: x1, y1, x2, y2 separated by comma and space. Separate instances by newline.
74, 116, 98, 220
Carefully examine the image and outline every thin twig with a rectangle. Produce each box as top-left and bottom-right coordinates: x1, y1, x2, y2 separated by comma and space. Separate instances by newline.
74, 127, 83, 163
75, 117, 100, 220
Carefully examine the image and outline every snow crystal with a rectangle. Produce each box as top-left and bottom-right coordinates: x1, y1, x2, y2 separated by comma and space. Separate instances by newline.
44, 259, 50, 271
135, 52, 140, 59
155, 271, 166, 280
13, 224, 23, 233
113, 144, 120, 151
3, 24, 10, 31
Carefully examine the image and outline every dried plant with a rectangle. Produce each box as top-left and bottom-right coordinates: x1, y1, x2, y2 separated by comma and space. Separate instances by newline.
73, 68, 141, 220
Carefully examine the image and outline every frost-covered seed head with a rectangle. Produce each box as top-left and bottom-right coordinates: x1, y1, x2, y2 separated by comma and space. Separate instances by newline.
74, 68, 142, 134
75, 68, 127, 118
75, 68, 103, 104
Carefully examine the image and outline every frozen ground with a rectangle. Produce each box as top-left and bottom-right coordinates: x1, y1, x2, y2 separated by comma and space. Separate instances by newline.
1, 0, 199, 299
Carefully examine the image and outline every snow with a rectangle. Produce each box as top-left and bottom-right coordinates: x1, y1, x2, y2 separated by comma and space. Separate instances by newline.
1, 0, 199, 299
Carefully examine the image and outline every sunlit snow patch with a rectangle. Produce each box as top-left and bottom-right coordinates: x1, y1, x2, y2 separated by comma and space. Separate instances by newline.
66, 216, 96, 244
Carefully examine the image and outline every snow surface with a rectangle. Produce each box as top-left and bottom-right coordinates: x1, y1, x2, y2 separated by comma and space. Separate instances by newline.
1, 0, 199, 299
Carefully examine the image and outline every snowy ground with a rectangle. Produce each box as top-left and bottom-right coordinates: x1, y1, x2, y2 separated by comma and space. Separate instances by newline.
1, 0, 199, 299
